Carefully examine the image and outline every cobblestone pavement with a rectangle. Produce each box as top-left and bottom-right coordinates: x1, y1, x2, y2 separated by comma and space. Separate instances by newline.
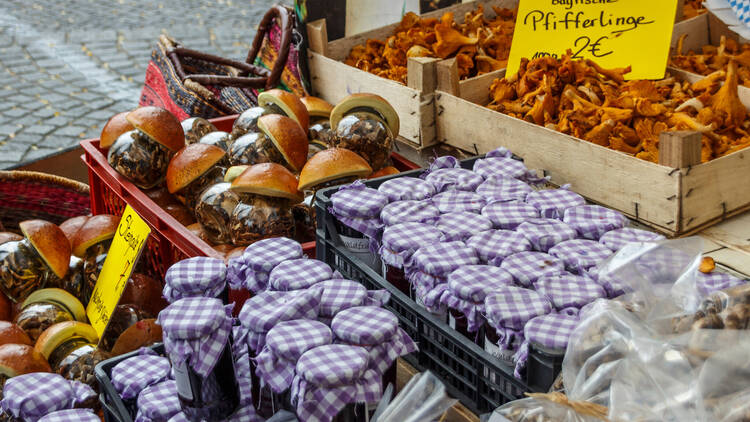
0, 0, 273, 168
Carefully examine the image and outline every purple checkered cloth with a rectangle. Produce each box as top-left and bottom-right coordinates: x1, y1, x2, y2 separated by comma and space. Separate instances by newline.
38, 409, 99, 422
535, 273, 606, 310
473, 157, 529, 180
381, 200, 440, 226
484, 287, 553, 351
378, 177, 436, 201
697, 272, 747, 296
486, 147, 513, 158
330, 180, 389, 219
169, 405, 262, 422
318, 278, 367, 318
406, 241, 479, 290
514, 313, 579, 378
430, 191, 486, 214
163, 257, 226, 303
231, 325, 253, 406
291, 344, 383, 422
563, 205, 627, 240
476, 177, 533, 202
335, 214, 384, 240
526, 187, 586, 219
586, 266, 630, 298
549, 239, 614, 274
158, 297, 233, 378
516, 218, 578, 252
423, 168, 484, 192
0, 373, 95, 421
500, 251, 566, 288
466, 230, 532, 265
481, 200, 540, 229
111, 353, 172, 399
135, 380, 181, 422
269, 258, 333, 291
428, 155, 460, 169
379, 222, 444, 269
255, 319, 333, 393
599, 227, 666, 251
435, 212, 493, 242
226, 237, 303, 291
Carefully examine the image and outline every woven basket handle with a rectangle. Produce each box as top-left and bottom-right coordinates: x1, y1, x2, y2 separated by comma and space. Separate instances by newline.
244, 5, 293, 90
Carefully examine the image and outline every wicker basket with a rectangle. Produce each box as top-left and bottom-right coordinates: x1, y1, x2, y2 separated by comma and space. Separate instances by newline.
0, 171, 90, 232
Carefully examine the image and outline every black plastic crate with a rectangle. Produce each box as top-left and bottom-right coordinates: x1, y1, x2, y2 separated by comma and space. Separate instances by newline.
314, 156, 561, 414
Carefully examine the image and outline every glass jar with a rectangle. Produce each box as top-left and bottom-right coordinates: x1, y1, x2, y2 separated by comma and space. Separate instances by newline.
198, 131, 232, 153
46, 256, 86, 306
182, 117, 217, 145
228, 132, 287, 168
229, 194, 294, 246
49, 338, 106, 391
14, 289, 85, 342
0, 239, 56, 303
108, 130, 172, 189
81, 241, 111, 306
195, 183, 240, 245
332, 111, 393, 171
230, 106, 279, 139
99, 304, 152, 352
177, 166, 226, 213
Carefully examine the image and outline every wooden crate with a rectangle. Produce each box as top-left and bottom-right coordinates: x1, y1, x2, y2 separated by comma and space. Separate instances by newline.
305, 0, 518, 148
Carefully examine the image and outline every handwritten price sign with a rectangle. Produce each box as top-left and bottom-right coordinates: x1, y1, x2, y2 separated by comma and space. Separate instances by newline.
86, 205, 150, 337
507, 0, 679, 80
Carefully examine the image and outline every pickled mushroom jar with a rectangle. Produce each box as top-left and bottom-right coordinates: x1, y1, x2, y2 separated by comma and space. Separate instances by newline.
70, 215, 120, 306
14, 288, 86, 343
195, 182, 241, 245
46, 256, 85, 304
0, 220, 71, 303
34, 321, 104, 390
329, 93, 400, 171
166, 143, 227, 212
197, 131, 232, 152
300, 96, 335, 158
228, 114, 308, 174
99, 304, 153, 352
99, 111, 134, 151
229, 89, 309, 140
297, 148, 373, 195
107, 107, 185, 189
181, 117, 217, 145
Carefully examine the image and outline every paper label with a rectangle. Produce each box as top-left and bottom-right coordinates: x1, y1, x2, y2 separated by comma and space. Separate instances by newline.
86, 206, 150, 337
340, 234, 369, 253
173, 361, 194, 401
507, 0, 680, 80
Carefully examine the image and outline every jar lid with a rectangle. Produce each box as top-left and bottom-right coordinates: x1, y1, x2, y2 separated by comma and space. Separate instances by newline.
230, 237, 303, 274
430, 191, 486, 214
481, 200, 540, 229
484, 287, 553, 330
587, 267, 629, 299
239, 289, 322, 332
448, 265, 514, 302
163, 257, 226, 302
378, 177, 436, 202
599, 227, 665, 251
318, 279, 368, 317
516, 219, 578, 252
476, 176, 533, 202
408, 241, 479, 277
526, 188, 586, 219
424, 168, 484, 192
331, 306, 399, 346
535, 273, 606, 310
465, 230, 532, 264
381, 222, 443, 253
548, 239, 614, 273
111, 354, 172, 400
136, 380, 181, 422
525, 313, 579, 351
697, 272, 747, 296
500, 251, 566, 288
267, 319, 333, 361
39, 409, 100, 422
296, 344, 369, 387
381, 200, 440, 226
436, 212, 493, 242
563, 205, 627, 240
472, 157, 529, 180
330, 181, 389, 219
269, 258, 333, 291
0, 373, 95, 420
158, 297, 226, 339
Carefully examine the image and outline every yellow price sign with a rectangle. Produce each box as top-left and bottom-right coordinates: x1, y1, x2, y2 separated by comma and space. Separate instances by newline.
86, 205, 151, 337
506, 0, 679, 80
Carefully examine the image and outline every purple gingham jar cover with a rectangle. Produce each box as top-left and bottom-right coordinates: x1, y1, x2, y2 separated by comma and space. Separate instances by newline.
484, 287, 553, 331
514, 312, 579, 378
157, 297, 232, 378
587, 267, 630, 298
423, 168, 484, 192
466, 230, 532, 265
548, 239, 614, 273
378, 177, 436, 201
269, 258, 333, 291
599, 227, 666, 251
476, 176, 533, 202
135, 380, 181, 422
226, 237, 303, 291
380, 222, 444, 268
381, 200, 440, 226
330, 180, 389, 219
516, 218, 578, 252
317, 278, 382, 318
535, 273, 606, 310
481, 200, 540, 229
406, 241, 479, 289
430, 191, 486, 214
500, 251, 566, 288
169, 405, 262, 422
526, 187, 586, 219
111, 353, 172, 400
435, 211, 493, 241
256, 319, 333, 393
38, 409, 99, 422
163, 257, 226, 303
0, 373, 95, 421
473, 156, 529, 180
563, 205, 627, 240
697, 272, 747, 296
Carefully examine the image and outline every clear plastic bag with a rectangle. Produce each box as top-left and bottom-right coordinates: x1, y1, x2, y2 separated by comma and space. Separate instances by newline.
486, 393, 608, 422
373, 371, 457, 422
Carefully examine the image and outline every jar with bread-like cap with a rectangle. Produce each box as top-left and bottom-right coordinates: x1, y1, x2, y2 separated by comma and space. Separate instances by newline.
476, 176, 533, 203
197, 131, 232, 152
466, 230, 532, 266
525, 186, 586, 219
181, 117, 217, 145
377, 177, 435, 202
500, 251, 566, 289
228, 114, 308, 174
516, 219, 577, 253
481, 200, 540, 230
548, 239, 614, 275
435, 211, 492, 242
379, 223, 444, 295
166, 143, 227, 211
298, 148, 373, 194
301, 96, 335, 157
231, 89, 310, 140
563, 205, 627, 240
14, 288, 86, 343
69, 215, 120, 306
194, 182, 241, 245
110, 349, 171, 415
135, 380, 182, 422
163, 257, 227, 303
226, 237, 303, 293
0, 372, 97, 420
34, 321, 103, 391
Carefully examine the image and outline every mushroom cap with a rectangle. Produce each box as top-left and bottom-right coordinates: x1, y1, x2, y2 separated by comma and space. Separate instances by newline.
72, 214, 120, 258
110, 319, 162, 356
257, 114, 308, 172
230, 163, 303, 202
19, 220, 71, 280
330, 93, 400, 138
0, 322, 31, 347
100, 111, 134, 149
300, 96, 334, 119
0, 233, 23, 246
257, 89, 310, 131
22, 288, 87, 323
126, 106, 185, 152
0, 344, 51, 377
298, 148, 372, 191
166, 143, 226, 194
59, 216, 90, 249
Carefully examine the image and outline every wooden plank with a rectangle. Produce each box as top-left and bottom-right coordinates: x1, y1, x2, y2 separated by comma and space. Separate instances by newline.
697, 199, 750, 254
459, 69, 504, 105
408, 57, 439, 93
437, 58, 460, 96
708, 11, 741, 46
659, 131, 702, 168
307, 19, 329, 56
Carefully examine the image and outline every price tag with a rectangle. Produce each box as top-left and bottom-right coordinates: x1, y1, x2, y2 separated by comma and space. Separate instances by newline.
86, 205, 151, 337
506, 0, 680, 80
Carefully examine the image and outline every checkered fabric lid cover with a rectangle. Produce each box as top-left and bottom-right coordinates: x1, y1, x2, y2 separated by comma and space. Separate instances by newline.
481, 200, 540, 229
563, 205, 627, 240
549, 239, 614, 273
407, 240, 479, 277
238, 288, 323, 333
484, 286, 553, 330
111, 353, 172, 399
436, 211, 493, 241
587, 266, 630, 298
296, 344, 368, 386
317, 278, 368, 317
163, 257, 226, 302
381, 200, 440, 226
135, 380, 181, 422
466, 229, 532, 264
535, 273, 607, 310
380, 222, 444, 268
476, 176, 533, 202
500, 251, 566, 288
269, 258, 333, 291
0, 373, 95, 421
428, 155, 460, 169
599, 227, 666, 251
423, 168, 484, 192
516, 218, 578, 252
430, 191, 486, 214
157, 297, 233, 378
332, 306, 399, 346
330, 180, 389, 219
168, 405, 262, 422
525, 312, 579, 350
526, 187, 586, 219
38, 409, 100, 422
378, 177, 436, 201
226, 237, 303, 291
448, 265, 515, 302
473, 156, 529, 180
334, 214, 384, 240
697, 272, 747, 296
